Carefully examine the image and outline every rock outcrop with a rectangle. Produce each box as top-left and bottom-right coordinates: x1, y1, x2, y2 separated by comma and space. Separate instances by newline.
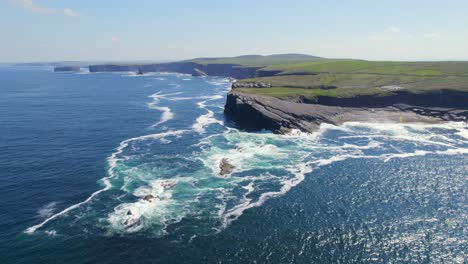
224, 90, 468, 134
232, 82, 272, 88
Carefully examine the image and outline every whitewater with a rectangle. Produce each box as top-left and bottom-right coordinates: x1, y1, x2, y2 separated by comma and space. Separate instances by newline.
24, 72, 468, 242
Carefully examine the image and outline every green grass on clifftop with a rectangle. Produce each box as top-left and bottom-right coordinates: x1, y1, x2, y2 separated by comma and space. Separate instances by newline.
261, 60, 468, 76
234, 59, 468, 99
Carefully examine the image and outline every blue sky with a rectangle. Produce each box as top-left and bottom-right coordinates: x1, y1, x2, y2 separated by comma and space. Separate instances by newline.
1, 0, 467, 62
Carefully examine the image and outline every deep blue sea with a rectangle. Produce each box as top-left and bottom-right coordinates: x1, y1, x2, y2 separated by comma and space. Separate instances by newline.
0, 66, 467, 263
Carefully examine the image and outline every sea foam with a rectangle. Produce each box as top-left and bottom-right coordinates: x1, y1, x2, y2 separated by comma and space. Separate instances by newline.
25, 130, 188, 234
24, 74, 467, 237
147, 92, 181, 128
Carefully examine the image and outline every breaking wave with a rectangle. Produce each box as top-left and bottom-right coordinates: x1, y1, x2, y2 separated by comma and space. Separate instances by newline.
147, 92, 179, 128
24, 74, 468, 239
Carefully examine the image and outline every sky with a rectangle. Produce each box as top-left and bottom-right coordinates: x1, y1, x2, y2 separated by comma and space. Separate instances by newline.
1, 0, 468, 62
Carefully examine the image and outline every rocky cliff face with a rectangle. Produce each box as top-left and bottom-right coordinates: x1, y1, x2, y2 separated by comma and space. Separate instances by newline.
224, 90, 468, 133
313, 89, 468, 109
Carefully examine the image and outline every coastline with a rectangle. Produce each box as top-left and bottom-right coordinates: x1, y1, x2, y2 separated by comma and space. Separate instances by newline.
224, 89, 467, 134
52, 60, 468, 134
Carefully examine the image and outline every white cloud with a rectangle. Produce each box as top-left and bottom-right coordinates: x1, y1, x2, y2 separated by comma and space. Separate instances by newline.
424, 33, 440, 38
63, 8, 79, 17
9, 0, 56, 15
111, 37, 121, 43
8, 0, 79, 17
387, 26, 401, 33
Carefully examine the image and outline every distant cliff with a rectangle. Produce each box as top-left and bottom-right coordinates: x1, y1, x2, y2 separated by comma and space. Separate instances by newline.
54, 66, 81, 72
88, 62, 262, 79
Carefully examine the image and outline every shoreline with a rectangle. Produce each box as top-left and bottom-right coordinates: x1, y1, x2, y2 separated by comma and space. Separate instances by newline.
224, 90, 467, 134
51, 63, 468, 134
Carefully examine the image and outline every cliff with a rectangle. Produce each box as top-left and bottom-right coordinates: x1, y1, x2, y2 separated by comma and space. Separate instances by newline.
54, 66, 81, 72
88, 62, 262, 79
74, 55, 468, 134
224, 90, 468, 133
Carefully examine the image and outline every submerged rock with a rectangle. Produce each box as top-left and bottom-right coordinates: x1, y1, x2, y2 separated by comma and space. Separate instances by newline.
160, 180, 177, 189
219, 158, 235, 176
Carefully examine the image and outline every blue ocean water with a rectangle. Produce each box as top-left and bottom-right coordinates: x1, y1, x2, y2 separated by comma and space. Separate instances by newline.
0, 66, 467, 263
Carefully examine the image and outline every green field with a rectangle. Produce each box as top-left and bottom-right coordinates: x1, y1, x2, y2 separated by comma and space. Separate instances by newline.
261, 60, 468, 76
230, 56, 468, 99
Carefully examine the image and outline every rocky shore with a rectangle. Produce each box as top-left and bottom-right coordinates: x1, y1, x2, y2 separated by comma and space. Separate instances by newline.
224, 90, 468, 134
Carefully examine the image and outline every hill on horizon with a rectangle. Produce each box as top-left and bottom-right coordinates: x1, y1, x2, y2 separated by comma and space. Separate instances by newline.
189, 53, 324, 66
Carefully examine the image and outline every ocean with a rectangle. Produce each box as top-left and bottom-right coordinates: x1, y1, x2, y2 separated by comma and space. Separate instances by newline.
0, 66, 466, 263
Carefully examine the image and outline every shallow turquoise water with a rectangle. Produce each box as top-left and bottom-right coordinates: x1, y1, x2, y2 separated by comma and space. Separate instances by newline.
0, 66, 467, 263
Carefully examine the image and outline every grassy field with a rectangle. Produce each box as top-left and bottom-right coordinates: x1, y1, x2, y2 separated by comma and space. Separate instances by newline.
231, 57, 468, 99
240, 74, 468, 90
261, 60, 468, 76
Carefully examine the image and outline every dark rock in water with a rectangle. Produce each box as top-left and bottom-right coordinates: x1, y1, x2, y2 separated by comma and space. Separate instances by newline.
127, 210, 133, 216
54, 66, 80, 72
143, 195, 155, 202
219, 158, 235, 175
137, 67, 144, 75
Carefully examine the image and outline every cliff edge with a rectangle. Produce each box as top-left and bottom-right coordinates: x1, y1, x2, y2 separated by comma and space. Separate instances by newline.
224, 90, 467, 133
